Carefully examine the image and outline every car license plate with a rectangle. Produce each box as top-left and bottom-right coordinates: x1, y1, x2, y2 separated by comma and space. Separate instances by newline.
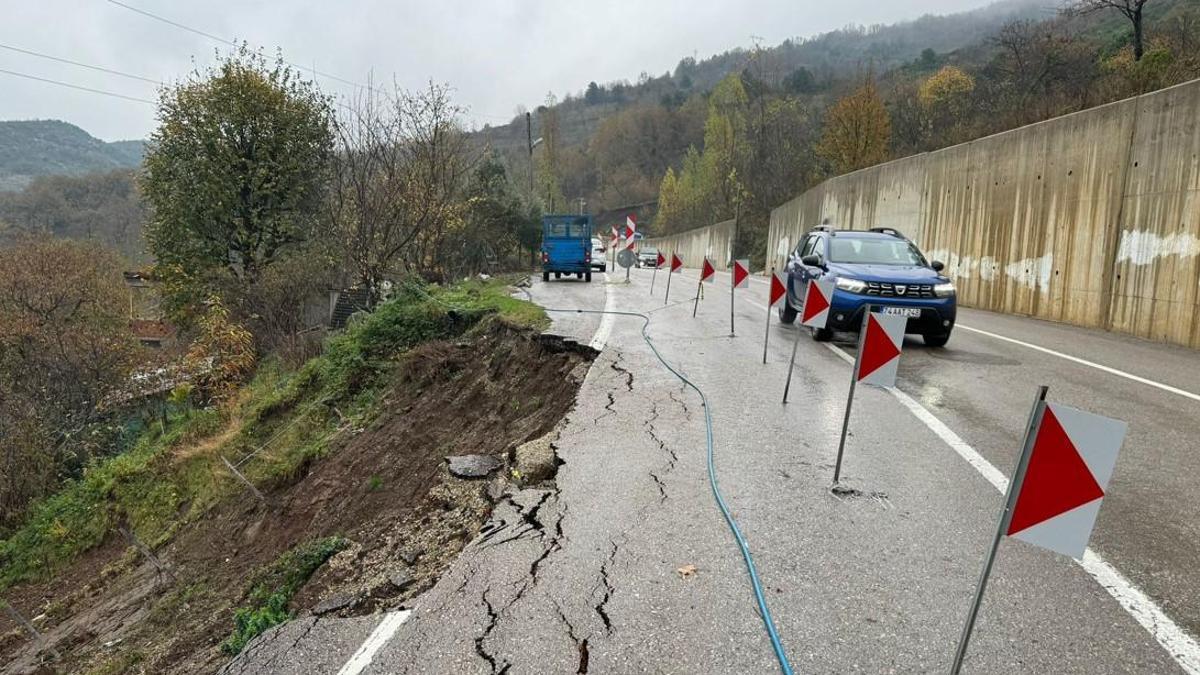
881, 307, 921, 318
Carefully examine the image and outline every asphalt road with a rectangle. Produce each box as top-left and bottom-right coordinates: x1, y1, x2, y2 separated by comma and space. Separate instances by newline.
226, 266, 1200, 674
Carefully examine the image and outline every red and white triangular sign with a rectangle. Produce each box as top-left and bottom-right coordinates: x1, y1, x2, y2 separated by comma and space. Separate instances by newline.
700, 258, 716, 283
1007, 403, 1126, 559
768, 272, 787, 307
857, 312, 905, 388
624, 215, 637, 250
732, 259, 750, 288
670, 253, 684, 273
656, 251, 666, 268
800, 279, 835, 329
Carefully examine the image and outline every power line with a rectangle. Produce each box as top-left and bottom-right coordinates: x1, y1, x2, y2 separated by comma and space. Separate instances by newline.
105, 0, 234, 47
0, 67, 156, 104
104, 0, 378, 94
0, 42, 161, 85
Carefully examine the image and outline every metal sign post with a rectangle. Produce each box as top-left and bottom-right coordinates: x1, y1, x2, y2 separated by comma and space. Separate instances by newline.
782, 302, 803, 404
650, 264, 658, 296
664, 256, 675, 305
729, 270, 737, 338
950, 385, 1049, 675
763, 266, 775, 364
832, 306, 873, 484
692, 277, 703, 317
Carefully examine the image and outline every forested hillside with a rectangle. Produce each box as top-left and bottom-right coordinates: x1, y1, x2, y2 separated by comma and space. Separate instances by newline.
0, 169, 146, 261
476, 0, 1200, 265
0, 120, 143, 191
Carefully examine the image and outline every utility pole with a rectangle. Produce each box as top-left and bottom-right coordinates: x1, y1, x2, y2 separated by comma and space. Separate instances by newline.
526, 112, 534, 193
577, 197, 586, 215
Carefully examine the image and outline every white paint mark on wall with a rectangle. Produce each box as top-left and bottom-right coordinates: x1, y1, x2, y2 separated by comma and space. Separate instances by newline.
979, 256, 997, 281
1004, 254, 1054, 291
1116, 230, 1200, 266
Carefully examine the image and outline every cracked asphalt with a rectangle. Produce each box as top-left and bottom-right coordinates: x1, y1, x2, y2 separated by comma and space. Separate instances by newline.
225, 268, 1200, 674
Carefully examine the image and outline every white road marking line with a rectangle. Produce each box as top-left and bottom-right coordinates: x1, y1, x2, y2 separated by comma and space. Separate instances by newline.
957, 323, 1200, 403
825, 342, 1200, 673
336, 610, 413, 675
589, 272, 616, 351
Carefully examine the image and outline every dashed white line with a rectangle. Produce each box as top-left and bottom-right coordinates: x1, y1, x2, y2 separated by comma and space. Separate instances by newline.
336, 610, 413, 675
825, 342, 1200, 674
957, 323, 1200, 403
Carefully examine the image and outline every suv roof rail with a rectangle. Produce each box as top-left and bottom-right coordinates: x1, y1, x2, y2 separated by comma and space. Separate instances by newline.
810, 218, 836, 234
868, 226, 906, 239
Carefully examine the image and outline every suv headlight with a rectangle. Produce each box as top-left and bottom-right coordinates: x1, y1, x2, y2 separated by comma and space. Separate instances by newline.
934, 282, 956, 297
835, 277, 867, 293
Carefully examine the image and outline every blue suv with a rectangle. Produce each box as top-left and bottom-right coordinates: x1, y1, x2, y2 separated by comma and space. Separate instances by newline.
779, 226, 956, 346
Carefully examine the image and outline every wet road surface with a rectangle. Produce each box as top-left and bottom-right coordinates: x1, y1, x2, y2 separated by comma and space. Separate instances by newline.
225, 268, 1200, 674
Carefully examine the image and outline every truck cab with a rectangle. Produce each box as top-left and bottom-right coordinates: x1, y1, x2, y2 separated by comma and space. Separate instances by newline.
541, 215, 594, 282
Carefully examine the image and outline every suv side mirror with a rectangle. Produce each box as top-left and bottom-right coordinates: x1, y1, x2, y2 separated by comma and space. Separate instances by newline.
930, 260, 945, 272
801, 254, 824, 268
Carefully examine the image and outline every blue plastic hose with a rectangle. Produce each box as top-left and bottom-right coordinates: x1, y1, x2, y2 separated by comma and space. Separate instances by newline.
407, 279, 793, 673
543, 306, 795, 675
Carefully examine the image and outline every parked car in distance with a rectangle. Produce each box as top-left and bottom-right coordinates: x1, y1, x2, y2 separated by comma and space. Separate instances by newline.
591, 238, 607, 272
637, 246, 659, 268
779, 226, 956, 346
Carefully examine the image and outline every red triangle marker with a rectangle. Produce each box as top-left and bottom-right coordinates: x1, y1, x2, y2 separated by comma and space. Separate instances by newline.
656, 252, 666, 267
857, 314, 902, 382
801, 281, 830, 324
769, 273, 786, 307
1008, 407, 1105, 536
729, 258, 748, 284
701, 258, 716, 283
671, 253, 684, 272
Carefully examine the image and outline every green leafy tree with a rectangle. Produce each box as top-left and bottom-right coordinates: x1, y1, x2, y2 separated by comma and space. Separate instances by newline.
141, 46, 334, 318
816, 80, 892, 174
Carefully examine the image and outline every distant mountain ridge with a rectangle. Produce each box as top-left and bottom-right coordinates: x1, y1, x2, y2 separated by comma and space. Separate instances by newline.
0, 120, 144, 191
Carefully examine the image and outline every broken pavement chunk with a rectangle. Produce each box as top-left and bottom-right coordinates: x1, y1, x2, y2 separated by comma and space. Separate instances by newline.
388, 568, 415, 591
446, 454, 504, 479
313, 593, 356, 616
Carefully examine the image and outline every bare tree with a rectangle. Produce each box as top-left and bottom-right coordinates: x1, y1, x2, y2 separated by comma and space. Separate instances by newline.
991, 19, 1096, 121
326, 81, 476, 297
1064, 0, 1151, 60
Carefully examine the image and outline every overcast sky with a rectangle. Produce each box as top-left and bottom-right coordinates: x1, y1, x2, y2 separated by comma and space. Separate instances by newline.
1, 0, 991, 142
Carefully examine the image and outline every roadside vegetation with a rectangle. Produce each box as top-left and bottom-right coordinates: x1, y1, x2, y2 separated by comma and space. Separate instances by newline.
0, 277, 543, 594
0, 274, 555, 672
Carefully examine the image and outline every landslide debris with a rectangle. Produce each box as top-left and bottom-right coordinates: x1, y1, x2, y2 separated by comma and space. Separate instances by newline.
0, 280, 594, 675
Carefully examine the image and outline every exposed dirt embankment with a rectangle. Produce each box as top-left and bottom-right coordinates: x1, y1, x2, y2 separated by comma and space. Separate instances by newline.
0, 320, 594, 675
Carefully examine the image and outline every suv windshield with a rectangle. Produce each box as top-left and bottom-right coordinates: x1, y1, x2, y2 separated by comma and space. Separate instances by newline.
829, 237, 926, 266
641, 248, 658, 255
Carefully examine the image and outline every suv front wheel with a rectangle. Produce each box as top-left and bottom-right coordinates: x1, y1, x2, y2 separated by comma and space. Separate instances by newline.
923, 333, 951, 348
779, 300, 796, 324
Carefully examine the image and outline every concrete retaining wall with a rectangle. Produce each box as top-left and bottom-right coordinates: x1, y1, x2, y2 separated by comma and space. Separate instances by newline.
767, 78, 1200, 349
639, 219, 737, 270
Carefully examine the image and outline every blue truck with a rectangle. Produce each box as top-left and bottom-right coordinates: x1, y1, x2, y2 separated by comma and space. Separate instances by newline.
540, 214, 594, 283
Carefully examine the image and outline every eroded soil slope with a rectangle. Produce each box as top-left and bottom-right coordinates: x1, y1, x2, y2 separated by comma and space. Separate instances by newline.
0, 321, 593, 674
